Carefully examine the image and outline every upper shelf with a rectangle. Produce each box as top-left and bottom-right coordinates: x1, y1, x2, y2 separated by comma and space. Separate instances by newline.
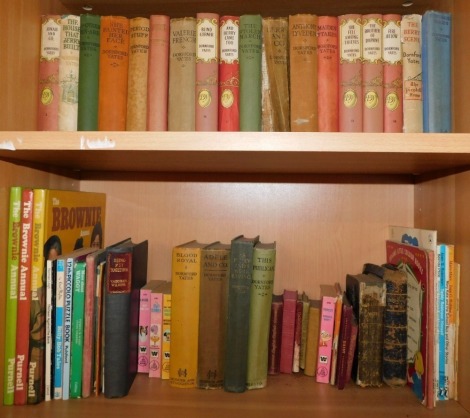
0, 131, 469, 179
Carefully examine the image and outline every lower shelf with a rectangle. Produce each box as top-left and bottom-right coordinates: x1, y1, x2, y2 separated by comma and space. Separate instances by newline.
1, 374, 468, 418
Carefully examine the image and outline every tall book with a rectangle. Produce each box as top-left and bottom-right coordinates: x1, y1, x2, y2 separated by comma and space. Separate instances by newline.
303, 299, 321, 377
362, 14, 383, 133
446, 244, 457, 400
261, 17, 290, 132
196, 13, 219, 131
161, 283, 172, 380
382, 14, 403, 133
197, 242, 230, 389
289, 14, 318, 132
126, 17, 150, 131
317, 16, 339, 132
279, 289, 298, 374
149, 281, 169, 378
239, 15, 262, 131
336, 293, 354, 390
401, 14, 423, 133
104, 240, 148, 398
224, 235, 259, 392
58, 14, 80, 131
147, 15, 170, 131
422, 10, 452, 133
218, 16, 240, 131
3, 187, 22, 405
170, 240, 208, 388
98, 16, 130, 131
77, 14, 101, 131
37, 15, 61, 131
246, 241, 276, 390
14, 189, 34, 405
168, 17, 197, 131
93, 260, 107, 395
338, 14, 363, 132
345, 272, 386, 387
267, 294, 283, 375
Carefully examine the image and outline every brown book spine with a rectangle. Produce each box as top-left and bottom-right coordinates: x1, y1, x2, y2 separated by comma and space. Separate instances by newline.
268, 295, 283, 375
147, 15, 170, 131
98, 16, 130, 131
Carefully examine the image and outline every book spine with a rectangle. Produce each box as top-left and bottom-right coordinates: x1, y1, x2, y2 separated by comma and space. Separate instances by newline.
53, 259, 65, 399
292, 300, 303, 373
58, 14, 80, 131
362, 14, 384, 133
218, 16, 240, 131
62, 257, 75, 400
382, 14, 403, 133
316, 295, 336, 383
239, 15, 262, 131
346, 316, 358, 384
126, 17, 150, 131
196, 13, 219, 131
44, 259, 54, 401
161, 292, 171, 380
3, 187, 22, 405
147, 15, 170, 131
137, 287, 152, 373
401, 14, 423, 133
317, 16, 339, 132
246, 244, 276, 389
339, 14, 363, 132
148, 291, 163, 378
77, 13, 101, 131
336, 303, 352, 389
279, 290, 298, 374
93, 261, 105, 395
299, 295, 310, 371
37, 15, 61, 131
98, 16, 130, 131
329, 293, 343, 385
446, 244, 456, 399
437, 243, 449, 400
267, 296, 283, 375
289, 14, 318, 132
303, 301, 320, 377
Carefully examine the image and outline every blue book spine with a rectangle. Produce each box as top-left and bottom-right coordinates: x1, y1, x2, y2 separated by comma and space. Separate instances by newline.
54, 259, 65, 399
437, 244, 448, 400
422, 11, 452, 133
62, 258, 75, 400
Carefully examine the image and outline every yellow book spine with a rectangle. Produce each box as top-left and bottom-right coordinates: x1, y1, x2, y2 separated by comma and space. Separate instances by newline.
161, 292, 172, 380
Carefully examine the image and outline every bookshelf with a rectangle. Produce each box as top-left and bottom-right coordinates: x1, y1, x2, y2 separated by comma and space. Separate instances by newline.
0, 0, 469, 416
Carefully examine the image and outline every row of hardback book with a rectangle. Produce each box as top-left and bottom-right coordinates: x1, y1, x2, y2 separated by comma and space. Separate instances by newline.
37, 10, 451, 134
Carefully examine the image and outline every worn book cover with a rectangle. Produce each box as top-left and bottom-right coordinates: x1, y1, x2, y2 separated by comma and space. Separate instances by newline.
267, 294, 283, 375
279, 289, 298, 374
336, 293, 354, 390
303, 299, 321, 377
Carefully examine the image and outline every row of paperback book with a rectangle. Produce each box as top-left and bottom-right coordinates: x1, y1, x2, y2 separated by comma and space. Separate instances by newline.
38, 10, 451, 134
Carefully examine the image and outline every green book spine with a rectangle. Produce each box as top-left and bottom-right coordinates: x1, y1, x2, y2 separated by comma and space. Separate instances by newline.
70, 261, 86, 398
77, 14, 101, 130
3, 187, 22, 405
239, 15, 262, 131
246, 242, 276, 390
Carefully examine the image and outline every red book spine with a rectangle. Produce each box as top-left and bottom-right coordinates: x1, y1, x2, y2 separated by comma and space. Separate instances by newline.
383, 14, 403, 133
147, 15, 170, 131
317, 16, 339, 132
279, 289, 298, 374
292, 300, 303, 373
218, 16, 240, 131
339, 14, 363, 132
268, 295, 283, 375
14, 189, 34, 405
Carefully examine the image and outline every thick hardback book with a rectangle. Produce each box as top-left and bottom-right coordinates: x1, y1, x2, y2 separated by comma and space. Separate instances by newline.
147, 15, 170, 131
161, 283, 172, 380
170, 240, 208, 388
362, 14, 383, 133
218, 16, 240, 131
303, 299, 321, 377
196, 13, 219, 131
168, 17, 196, 131
336, 293, 354, 390
401, 14, 423, 133
317, 16, 339, 132
37, 15, 61, 131
261, 17, 290, 132
104, 240, 148, 398
197, 242, 230, 389
126, 17, 150, 131
239, 15, 262, 131
422, 10, 452, 133
345, 272, 386, 387
279, 289, 298, 374
246, 241, 276, 389
382, 14, 403, 133
98, 16, 130, 131
338, 14, 363, 132
267, 294, 283, 375
289, 14, 318, 132
77, 13, 100, 131
224, 235, 259, 392
3, 187, 22, 405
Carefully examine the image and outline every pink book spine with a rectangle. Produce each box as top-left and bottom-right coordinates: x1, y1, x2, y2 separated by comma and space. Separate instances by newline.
147, 15, 170, 131
149, 291, 163, 378
37, 15, 61, 131
137, 288, 152, 373
279, 289, 298, 374
196, 13, 219, 131
317, 16, 339, 132
316, 295, 336, 383
339, 14, 363, 132
362, 14, 384, 133
383, 14, 403, 133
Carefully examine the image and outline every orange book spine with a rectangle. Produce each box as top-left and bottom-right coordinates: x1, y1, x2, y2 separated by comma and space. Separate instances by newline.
98, 16, 130, 131
147, 15, 170, 131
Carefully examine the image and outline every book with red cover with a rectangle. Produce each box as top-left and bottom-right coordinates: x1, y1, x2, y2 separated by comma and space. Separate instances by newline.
317, 16, 339, 132
279, 289, 298, 374
267, 294, 283, 375
292, 299, 303, 373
